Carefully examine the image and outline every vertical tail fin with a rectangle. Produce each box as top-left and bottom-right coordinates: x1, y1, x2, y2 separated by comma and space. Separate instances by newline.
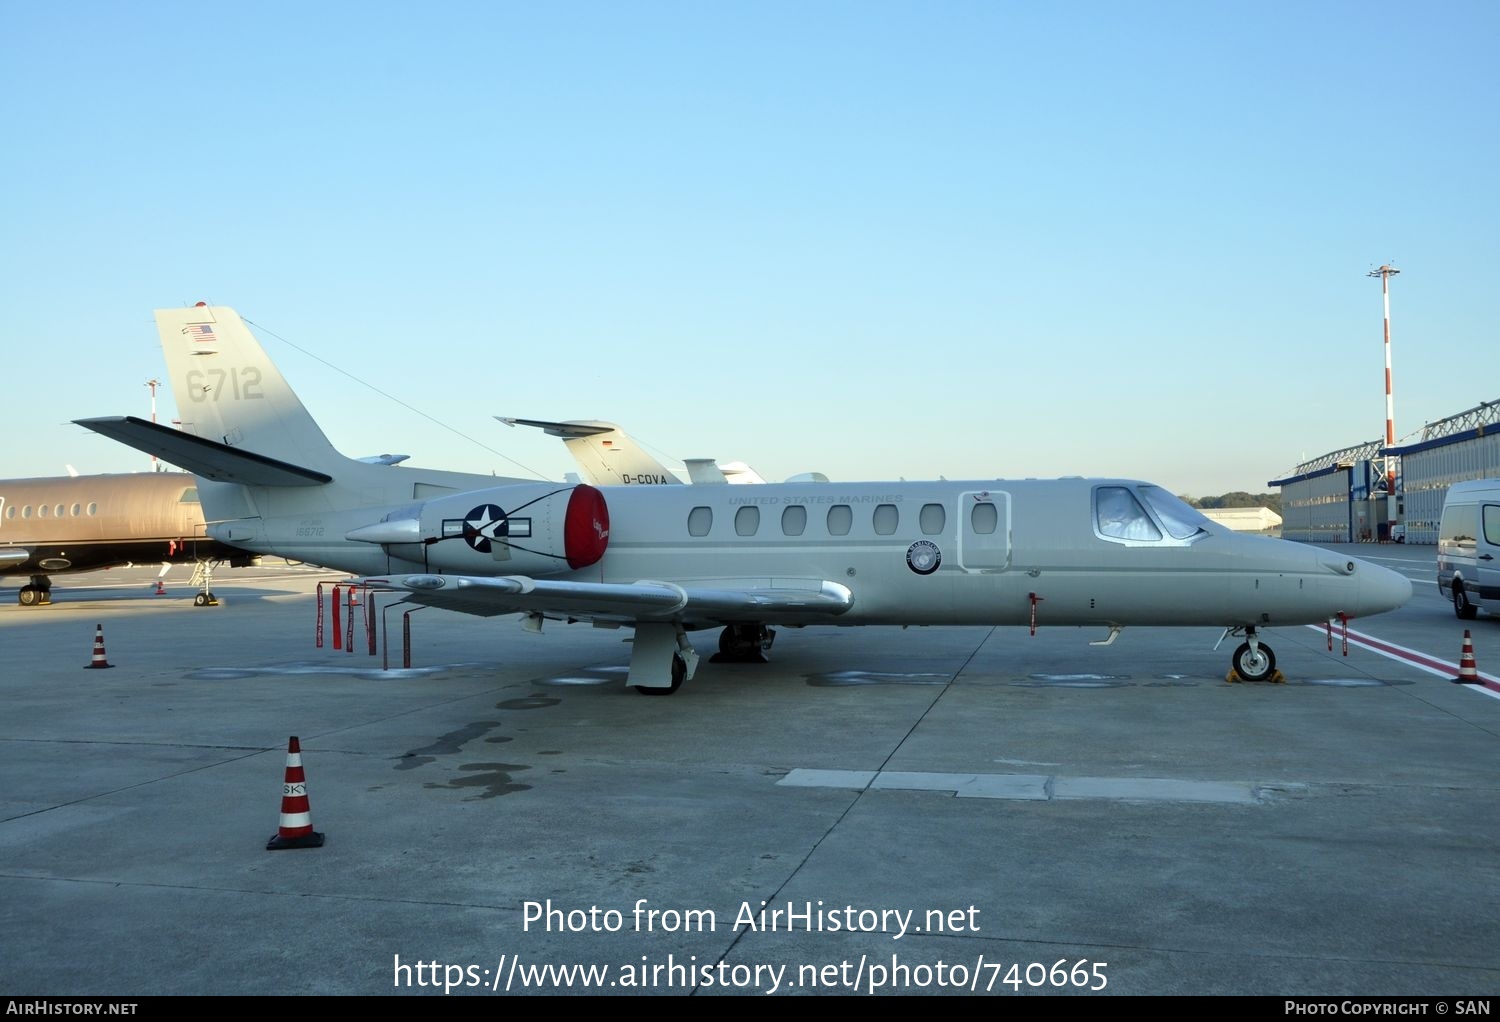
497, 417, 684, 486
156, 304, 348, 474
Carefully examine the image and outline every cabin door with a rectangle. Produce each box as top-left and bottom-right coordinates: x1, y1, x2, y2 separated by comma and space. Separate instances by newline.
957, 490, 1011, 571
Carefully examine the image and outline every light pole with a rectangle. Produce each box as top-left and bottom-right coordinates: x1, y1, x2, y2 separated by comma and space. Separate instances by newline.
1367, 264, 1400, 534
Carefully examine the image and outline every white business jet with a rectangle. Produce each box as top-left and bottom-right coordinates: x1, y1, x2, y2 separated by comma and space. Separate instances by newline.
78, 305, 1412, 694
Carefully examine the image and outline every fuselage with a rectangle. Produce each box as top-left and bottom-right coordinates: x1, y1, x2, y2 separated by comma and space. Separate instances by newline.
0, 472, 242, 576
203, 474, 1412, 630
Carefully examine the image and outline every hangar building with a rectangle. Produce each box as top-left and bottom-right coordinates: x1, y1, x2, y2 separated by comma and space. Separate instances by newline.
1271, 398, 1499, 545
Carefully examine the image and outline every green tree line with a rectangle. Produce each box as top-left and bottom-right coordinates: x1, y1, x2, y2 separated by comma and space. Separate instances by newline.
1181, 492, 1283, 516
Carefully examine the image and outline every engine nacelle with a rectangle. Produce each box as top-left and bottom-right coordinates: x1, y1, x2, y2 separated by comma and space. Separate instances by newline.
349, 482, 609, 576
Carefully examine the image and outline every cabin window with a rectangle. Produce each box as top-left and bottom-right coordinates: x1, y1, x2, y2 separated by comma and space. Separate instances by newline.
1095, 486, 1162, 542
735, 506, 760, 536
920, 503, 946, 535
86, 502, 98, 516
21, 505, 32, 519
827, 504, 853, 536
38, 504, 50, 518
55, 504, 64, 518
970, 502, 997, 535
781, 505, 807, 536
873, 503, 899, 536
687, 506, 713, 537
71, 503, 81, 517
4, 505, 13, 520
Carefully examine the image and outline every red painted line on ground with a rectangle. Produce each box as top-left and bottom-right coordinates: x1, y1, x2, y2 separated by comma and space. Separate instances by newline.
1307, 623, 1500, 697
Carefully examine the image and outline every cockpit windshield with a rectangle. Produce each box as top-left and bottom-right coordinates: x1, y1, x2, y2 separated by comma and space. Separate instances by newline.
1094, 484, 1212, 544
1094, 487, 1162, 541
1136, 485, 1212, 540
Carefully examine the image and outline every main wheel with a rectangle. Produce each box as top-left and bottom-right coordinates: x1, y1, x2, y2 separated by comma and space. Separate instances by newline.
1454, 582, 1478, 620
193, 593, 209, 607
18, 586, 39, 607
1232, 641, 1276, 682
634, 654, 687, 696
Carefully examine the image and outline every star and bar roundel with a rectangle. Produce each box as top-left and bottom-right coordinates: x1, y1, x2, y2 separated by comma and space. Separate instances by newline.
448, 504, 530, 553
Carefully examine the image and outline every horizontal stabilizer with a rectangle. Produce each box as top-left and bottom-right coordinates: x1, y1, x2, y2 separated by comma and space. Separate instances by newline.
683, 459, 729, 485
73, 416, 332, 487
497, 417, 614, 439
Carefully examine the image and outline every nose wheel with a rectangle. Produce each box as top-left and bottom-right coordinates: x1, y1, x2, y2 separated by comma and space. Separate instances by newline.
1231, 640, 1276, 682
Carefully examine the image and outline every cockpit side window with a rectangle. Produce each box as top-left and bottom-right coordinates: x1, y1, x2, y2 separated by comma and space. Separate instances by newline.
1137, 485, 1211, 540
1094, 486, 1162, 542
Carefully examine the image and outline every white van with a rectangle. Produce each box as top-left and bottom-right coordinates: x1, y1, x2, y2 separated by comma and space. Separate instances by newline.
1437, 479, 1500, 619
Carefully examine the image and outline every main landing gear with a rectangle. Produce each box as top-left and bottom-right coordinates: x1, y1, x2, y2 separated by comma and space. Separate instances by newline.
189, 560, 219, 608
713, 623, 776, 663
1219, 626, 1277, 682
18, 576, 52, 606
628, 623, 700, 695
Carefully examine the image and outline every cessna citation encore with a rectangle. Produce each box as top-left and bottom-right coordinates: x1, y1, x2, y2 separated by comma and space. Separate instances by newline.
78, 304, 1412, 693
0, 472, 252, 605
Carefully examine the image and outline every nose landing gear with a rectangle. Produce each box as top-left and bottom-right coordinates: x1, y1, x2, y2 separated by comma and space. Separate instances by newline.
1218, 626, 1283, 683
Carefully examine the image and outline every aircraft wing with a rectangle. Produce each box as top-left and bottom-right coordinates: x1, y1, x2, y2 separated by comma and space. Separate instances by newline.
357, 573, 854, 626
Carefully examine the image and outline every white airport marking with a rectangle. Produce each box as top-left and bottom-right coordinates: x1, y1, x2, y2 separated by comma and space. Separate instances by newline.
780, 768, 1267, 804
1029, 673, 1124, 681
1306, 624, 1500, 701
189, 663, 460, 680
778, 769, 876, 790
1052, 777, 1259, 804
872, 771, 1051, 800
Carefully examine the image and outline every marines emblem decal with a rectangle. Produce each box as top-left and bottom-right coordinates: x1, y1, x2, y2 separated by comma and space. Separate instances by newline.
906, 540, 941, 575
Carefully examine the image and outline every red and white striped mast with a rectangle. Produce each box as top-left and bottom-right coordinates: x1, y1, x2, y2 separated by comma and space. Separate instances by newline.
145, 379, 161, 472
1367, 264, 1400, 517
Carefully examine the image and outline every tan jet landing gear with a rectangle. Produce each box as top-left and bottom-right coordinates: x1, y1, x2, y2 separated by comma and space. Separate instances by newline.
189, 560, 219, 608
18, 576, 52, 606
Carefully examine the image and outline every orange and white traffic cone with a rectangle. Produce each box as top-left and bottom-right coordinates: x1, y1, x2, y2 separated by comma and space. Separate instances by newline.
266, 736, 325, 850
1453, 630, 1481, 685
84, 624, 113, 670
154, 579, 167, 596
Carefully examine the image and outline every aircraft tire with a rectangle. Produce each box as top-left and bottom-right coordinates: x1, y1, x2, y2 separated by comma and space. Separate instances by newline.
18, 586, 39, 607
633, 654, 686, 696
1454, 583, 1478, 620
1231, 641, 1276, 683
193, 593, 209, 607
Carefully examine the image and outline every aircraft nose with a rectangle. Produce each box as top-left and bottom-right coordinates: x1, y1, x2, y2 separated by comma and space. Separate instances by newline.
1356, 560, 1413, 616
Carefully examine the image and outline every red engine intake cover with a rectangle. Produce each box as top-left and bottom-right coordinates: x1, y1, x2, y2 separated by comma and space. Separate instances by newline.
562, 484, 610, 569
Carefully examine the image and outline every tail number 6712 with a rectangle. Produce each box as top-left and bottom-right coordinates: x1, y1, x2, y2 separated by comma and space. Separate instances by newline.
185, 367, 264, 402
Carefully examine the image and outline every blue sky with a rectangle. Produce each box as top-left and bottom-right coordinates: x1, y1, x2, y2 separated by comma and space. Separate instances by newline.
3, 1, 1495, 495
